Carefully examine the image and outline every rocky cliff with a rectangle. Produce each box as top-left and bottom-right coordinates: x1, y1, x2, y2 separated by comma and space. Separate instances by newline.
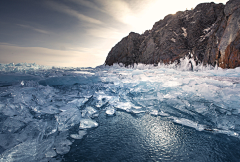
105, 0, 240, 68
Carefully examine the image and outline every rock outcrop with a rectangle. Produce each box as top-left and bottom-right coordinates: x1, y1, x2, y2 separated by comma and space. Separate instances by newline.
105, 0, 240, 68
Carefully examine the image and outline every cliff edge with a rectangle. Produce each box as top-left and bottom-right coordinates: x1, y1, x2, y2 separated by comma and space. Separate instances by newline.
105, 0, 240, 68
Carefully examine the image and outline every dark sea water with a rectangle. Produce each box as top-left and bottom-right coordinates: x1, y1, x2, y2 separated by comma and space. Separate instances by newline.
0, 61, 240, 162
63, 111, 240, 162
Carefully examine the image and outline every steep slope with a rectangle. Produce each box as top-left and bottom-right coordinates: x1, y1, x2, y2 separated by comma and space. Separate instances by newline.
105, 0, 240, 68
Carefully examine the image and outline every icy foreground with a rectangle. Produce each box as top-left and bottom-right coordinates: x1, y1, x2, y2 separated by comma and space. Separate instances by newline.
0, 61, 240, 161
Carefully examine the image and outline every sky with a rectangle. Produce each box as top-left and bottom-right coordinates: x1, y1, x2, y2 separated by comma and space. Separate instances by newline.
0, 0, 228, 67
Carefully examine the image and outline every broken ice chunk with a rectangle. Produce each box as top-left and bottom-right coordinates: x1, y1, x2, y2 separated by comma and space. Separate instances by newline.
39, 105, 61, 114
15, 123, 41, 143
114, 102, 132, 111
2, 104, 18, 117
55, 139, 72, 155
36, 137, 55, 159
81, 107, 97, 118
79, 119, 98, 129
45, 149, 57, 158
70, 134, 81, 139
150, 110, 158, 116
172, 117, 205, 131
128, 109, 145, 114
0, 133, 20, 150
42, 120, 58, 136
55, 108, 81, 131
68, 98, 88, 107
159, 111, 169, 116
106, 108, 116, 116
53, 131, 72, 155
78, 130, 87, 137
2, 118, 25, 133
70, 130, 87, 139
0, 140, 37, 162
95, 92, 113, 108
0, 103, 4, 112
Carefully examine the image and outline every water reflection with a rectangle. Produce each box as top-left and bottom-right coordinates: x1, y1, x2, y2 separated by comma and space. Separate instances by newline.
63, 111, 240, 162
131, 114, 182, 161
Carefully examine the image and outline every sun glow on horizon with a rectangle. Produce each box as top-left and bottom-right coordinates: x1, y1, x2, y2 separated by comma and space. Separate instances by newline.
120, 0, 228, 34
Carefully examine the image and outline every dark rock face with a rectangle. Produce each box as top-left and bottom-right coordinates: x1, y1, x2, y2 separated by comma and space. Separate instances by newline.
105, 0, 240, 68
104, 32, 143, 66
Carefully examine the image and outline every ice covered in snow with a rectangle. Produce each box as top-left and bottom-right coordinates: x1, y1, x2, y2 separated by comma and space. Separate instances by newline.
0, 60, 240, 161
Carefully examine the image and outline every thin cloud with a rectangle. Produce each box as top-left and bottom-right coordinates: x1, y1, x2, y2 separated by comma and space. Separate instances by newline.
68, 0, 104, 12
68, 0, 137, 25
47, 1, 103, 25
17, 24, 50, 34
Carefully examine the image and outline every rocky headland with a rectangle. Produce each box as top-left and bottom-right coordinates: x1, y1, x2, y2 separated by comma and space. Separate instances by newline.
105, 0, 240, 68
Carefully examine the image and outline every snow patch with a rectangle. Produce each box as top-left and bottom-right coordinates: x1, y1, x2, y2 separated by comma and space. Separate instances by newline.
200, 24, 215, 42
171, 38, 176, 42
181, 27, 187, 37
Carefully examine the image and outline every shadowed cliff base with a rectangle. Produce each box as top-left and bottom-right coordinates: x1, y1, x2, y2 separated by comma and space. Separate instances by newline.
105, 0, 240, 69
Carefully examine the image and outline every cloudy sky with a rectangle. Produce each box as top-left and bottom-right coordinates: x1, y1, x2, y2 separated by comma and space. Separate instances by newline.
0, 0, 228, 67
